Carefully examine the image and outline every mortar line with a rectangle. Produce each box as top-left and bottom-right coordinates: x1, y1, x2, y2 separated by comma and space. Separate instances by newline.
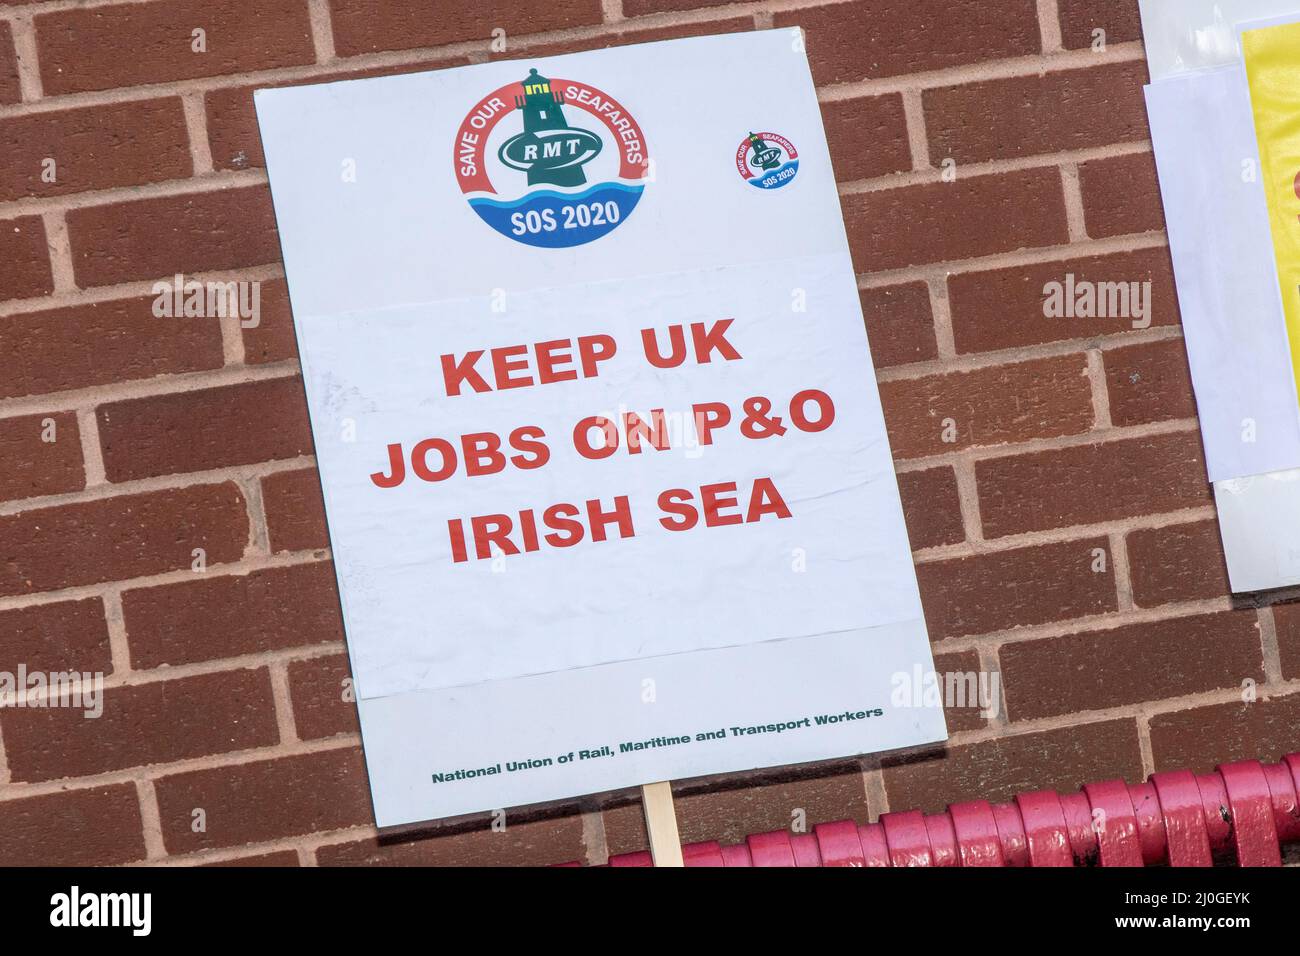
581, 804, 610, 865
1136, 714, 1156, 777
1036, 0, 1063, 54
925, 274, 956, 359
1258, 606, 1285, 685
135, 778, 168, 859
0, 261, 285, 319
0, 723, 10, 786
900, 88, 931, 170
977, 644, 1006, 728
1086, 347, 1112, 428
306, 0, 337, 63
0, 546, 331, 615
860, 756, 889, 820
839, 140, 1150, 198
0, 733, 361, 806
0, 16, 1147, 124
856, 231, 1168, 290
9, 15, 42, 102
39, 208, 76, 292
180, 91, 214, 175
74, 405, 106, 487
1109, 530, 1134, 612
913, 504, 1217, 565
103, 588, 133, 676
1060, 162, 1090, 241
952, 455, 984, 543
269, 661, 300, 745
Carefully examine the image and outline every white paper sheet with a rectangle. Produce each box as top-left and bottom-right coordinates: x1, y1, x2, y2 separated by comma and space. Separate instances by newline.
1139, 0, 1300, 79
1140, 0, 1300, 592
1144, 67, 1300, 482
256, 30, 946, 824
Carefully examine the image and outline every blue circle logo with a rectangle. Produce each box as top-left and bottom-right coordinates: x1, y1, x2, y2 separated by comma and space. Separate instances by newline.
455, 68, 650, 248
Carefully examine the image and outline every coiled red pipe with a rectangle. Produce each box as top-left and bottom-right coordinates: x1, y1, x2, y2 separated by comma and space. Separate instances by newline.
570, 751, 1300, 867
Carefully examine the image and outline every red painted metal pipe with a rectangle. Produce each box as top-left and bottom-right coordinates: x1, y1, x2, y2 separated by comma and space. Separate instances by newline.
576, 751, 1300, 867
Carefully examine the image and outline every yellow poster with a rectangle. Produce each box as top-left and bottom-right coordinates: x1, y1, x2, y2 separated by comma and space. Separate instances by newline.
1243, 20, 1300, 400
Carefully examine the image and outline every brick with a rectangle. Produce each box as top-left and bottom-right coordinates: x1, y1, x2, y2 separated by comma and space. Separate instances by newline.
1001, 611, 1263, 721
205, 57, 467, 171
897, 466, 964, 550
97, 376, 312, 482
202, 850, 300, 866
947, 248, 1180, 354
820, 94, 912, 182
932, 648, 991, 733
882, 718, 1144, 814
602, 799, 651, 857
917, 537, 1117, 640
622, 0, 735, 14
35, 0, 315, 96
318, 814, 585, 866
0, 411, 84, 502
0, 99, 191, 203
925, 63, 1149, 165
122, 562, 344, 668
976, 432, 1212, 538
1104, 338, 1196, 427
1127, 520, 1230, 608
1275, 602, 1300, 680
0, 21, 22, 104
2, 669, 279, 782
880, 355, 1094, 459
328, 0, 604, 57
66, 186, 281, 288
0, 482, 248, 598
843, 169, 1068, 273
262, 468, 329, 552
0, 598, 112, 676
0, 785, 145, 866
861, 283, 936, 368
1, 216, 53, 300
679, 769, 868, 849
240, 279, 298, 364
155, 747, 372, 852
672, 763, 870, 847
1078, 152, 1164, 239
1149, 692, 1300, 774
1057, 0, 1143, 50
490, 16, 753, 60
288, 654, 358, 740
0, 293, 226, 400
775, 0, 1040, 86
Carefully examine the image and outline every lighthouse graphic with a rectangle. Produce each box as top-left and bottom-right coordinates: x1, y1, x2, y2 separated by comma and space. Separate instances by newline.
746, 132, 783, 171
498, 68, 603, 189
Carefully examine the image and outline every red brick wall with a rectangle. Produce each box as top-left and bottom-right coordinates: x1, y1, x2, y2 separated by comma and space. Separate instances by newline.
0, 0, 1295, 867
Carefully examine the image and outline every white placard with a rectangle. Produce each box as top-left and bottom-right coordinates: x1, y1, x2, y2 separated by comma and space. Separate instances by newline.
256, 30, 945, 826
1143, 67, 1300, 482
1140, 3, 1300, 592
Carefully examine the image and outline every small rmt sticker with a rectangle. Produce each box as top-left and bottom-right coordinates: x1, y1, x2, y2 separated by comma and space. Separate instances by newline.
735, 131, 799, 190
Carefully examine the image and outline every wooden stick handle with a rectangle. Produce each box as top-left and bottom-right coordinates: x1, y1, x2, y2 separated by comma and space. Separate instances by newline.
641, 781, 685, 867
